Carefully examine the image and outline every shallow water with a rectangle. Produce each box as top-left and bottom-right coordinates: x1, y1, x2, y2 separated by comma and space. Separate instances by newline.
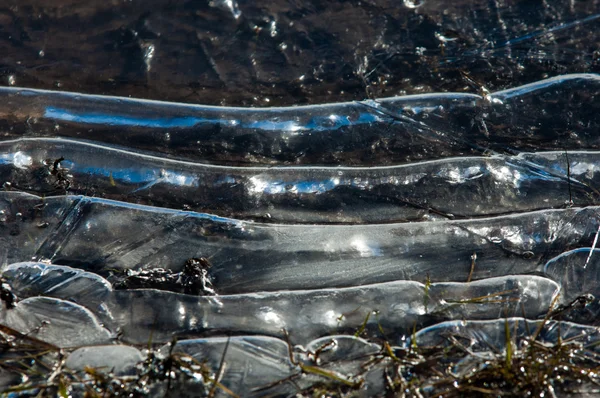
1, 0, 599, 105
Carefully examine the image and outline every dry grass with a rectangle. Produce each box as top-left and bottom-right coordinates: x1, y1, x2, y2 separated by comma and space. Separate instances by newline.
1, 292, 600, 397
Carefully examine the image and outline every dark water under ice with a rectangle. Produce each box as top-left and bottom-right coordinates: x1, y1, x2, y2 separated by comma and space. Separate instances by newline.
1, 0, 599, 106
1, 1, 600, 396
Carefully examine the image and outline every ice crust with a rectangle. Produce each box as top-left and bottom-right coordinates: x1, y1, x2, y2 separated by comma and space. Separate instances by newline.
0, 75, 600, 395
0, 138, 598, 223
0, 74, 598, 166
0, 192, 597, 293
1, 262, 561, 345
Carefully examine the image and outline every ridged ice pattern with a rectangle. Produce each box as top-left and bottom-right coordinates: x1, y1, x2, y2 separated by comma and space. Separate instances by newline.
1, 75, 600, 396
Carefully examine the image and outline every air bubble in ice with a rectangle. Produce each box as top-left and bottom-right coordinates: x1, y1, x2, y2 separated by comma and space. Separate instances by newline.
12, 151, 32, 169
403, 0, 424, 8
209, 0, 241, 19
141, 42, 155, 72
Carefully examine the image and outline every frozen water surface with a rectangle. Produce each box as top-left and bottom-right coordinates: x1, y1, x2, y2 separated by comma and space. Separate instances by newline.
0, 296, 112, 348
0, 192, 597, 292
65, 345, 144, 376
0, 74, 599, 166
0, 138, 598, 223
0, 75, 599, 395
412, 318, 600, 353
1, 0, 600, 394
0, 262, 560, 344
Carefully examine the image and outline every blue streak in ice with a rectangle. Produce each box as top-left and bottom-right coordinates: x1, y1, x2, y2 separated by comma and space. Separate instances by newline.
45, 107, 221, 128
44, 107, 384, 132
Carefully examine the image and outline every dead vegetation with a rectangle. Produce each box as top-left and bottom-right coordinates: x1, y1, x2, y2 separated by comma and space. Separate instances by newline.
0, 326, 235, 398
0, 290, 599, 397
281, 297, 600, 398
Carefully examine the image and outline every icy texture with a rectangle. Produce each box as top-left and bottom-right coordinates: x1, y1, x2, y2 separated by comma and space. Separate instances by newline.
1, 0, 600, 393
3, 262, 113, 322
0, 74, 598, 166
0, 138, 596, 223
300, 335, 381, 364
544, 248, 600, 301
0, 192, 597, 293
412, 318, 600, 351
0, 76, 599, 395
0, 297, 112, 348
112, 275, 559, 344
162, 335, 388, 397
4, 0, 599, 104
66, 345, 143, 376
1, 262, 559, 345
165, 336, 297, 397
1, 0, 599, 105
294, 336, 387, 395
411, 318, 600, 393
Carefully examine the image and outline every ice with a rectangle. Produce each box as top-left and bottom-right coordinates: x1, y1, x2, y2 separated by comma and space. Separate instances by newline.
300, 335, 381, 364
0, 192, 75, 266
412, 318, 600, 352
65, 345, 144, 376
427, 276, 559, 320
0, 138, 595, 223
411, 318, 600, 393
0, 191, 596, 293
295, 336, 385, 394
164, 336, 297, 397
3, 262, 112, 319
0, 0, 599, 393
1, 263, 559, 345
0, 75, 597, 395
0, 76, 596, 395
0, 74, 598, 166
48, 202, 600, 293
544, 248, 600, 302
162, 335, 388, 396
0, 297, 112, 348
111, 275, 559, 344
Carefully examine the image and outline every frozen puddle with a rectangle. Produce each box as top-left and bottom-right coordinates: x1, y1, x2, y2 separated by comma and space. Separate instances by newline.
0, 75, 600, 396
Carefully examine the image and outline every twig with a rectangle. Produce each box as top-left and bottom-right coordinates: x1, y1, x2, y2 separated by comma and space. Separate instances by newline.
208, 337, 230, 398
565, 150, 573, 207
467, 252, 477, 282
585, 225, 600, 269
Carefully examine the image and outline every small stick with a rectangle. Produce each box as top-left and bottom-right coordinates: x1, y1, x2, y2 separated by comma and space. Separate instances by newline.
467, 252, 477, 283
565, 149, 573, 207
208, 337, 230, 398
585, 225, 600, 269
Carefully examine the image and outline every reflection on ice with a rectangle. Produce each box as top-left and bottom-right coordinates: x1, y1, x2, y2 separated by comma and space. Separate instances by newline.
2, 262, 560, 345
0, 138, 598, 223
0, 297, 112, 348
165, 336, 297, 396
0, 74, 599, 395
0, 192, 597, 293
0, 74, 598, 166
412, 318, 600, 352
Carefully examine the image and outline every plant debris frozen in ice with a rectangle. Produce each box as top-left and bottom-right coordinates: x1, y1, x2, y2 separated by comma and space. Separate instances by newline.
0, 76, 600, 396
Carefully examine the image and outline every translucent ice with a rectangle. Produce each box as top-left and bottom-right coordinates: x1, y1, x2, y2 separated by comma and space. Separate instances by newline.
165, 336, 297, 396
65, 345, 144, 376
0, 138, 595, 223
0, 192, 597, 293
0, 297, 112, 348
2, 263, 560, 345
0, 74, 598, 166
